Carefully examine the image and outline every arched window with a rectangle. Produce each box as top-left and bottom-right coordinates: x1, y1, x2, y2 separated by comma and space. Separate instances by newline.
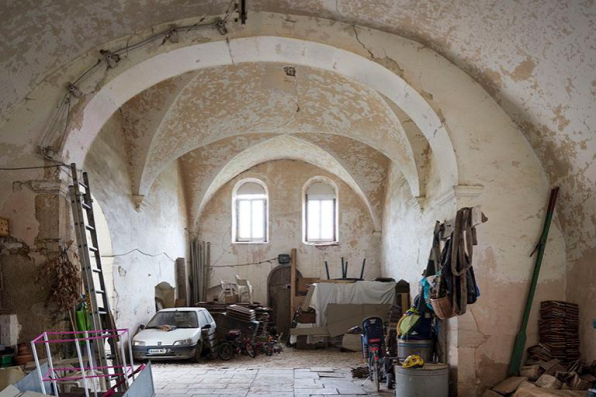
304, 178, 337, 243
233, 179, 268, 243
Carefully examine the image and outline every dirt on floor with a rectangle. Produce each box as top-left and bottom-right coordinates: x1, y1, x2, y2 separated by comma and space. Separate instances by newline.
152, 347, 366, 369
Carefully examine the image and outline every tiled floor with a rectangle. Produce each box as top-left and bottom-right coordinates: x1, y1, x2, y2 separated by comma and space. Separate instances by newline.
152, 364, 393, 397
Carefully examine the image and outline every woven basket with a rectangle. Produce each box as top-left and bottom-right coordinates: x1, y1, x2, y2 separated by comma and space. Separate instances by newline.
431, 296, 456, 320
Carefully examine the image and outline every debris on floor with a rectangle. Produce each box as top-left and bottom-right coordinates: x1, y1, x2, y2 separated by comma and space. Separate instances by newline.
351, 366, 369, 378
487, 301, 595, 395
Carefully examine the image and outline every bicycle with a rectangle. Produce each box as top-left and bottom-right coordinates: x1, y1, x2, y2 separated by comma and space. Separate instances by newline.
254, 335, 274, 356
217, 329, 256, 361
360, 317, 385, 392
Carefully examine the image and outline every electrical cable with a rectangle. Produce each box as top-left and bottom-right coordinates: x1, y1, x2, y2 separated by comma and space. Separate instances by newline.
0, 164, 64, 171
38, 13, 231, 158
211, 257, 278, 268
101, 248, 176, 262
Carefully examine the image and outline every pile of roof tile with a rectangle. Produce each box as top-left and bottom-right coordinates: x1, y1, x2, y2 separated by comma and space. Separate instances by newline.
226, 304, 256, 322
538, 301, 580, 363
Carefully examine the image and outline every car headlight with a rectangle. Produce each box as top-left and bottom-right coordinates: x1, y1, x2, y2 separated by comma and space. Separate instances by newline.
133, 340, 145, 346
173, 339, 193, 346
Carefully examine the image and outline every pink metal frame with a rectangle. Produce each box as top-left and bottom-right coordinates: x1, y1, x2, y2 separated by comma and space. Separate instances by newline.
31, 329, 136, 397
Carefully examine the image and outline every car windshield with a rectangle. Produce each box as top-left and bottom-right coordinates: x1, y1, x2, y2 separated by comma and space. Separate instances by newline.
146, 311, 198, 329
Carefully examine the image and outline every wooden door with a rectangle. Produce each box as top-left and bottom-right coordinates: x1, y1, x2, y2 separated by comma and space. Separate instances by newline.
268, 265, 301, 338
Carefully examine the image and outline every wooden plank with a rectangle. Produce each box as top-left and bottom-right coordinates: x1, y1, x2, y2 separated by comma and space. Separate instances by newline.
317, 279, 356, 284
290, 327, 329, 336
400, 293, 410, 313
290, 248, 297, 322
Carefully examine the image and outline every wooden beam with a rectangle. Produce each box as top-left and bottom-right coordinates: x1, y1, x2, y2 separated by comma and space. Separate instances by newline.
290, 248, 297, 322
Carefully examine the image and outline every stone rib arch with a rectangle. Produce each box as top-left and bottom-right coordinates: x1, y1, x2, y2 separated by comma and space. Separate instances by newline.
193, 135, 381, 232
63, 36, 458, 202
136, 62, 418, 202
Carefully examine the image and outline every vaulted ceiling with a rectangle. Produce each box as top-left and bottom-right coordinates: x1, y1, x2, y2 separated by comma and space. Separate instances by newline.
1, 0, 594, 261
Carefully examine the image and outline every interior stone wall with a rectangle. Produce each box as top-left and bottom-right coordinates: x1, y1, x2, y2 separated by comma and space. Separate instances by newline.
0, 178, 72, 344
83, 113, 189, 333
382, 132, 568, 396
198, 160, 381, 304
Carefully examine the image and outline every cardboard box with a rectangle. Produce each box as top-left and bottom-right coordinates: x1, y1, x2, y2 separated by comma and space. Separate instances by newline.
224, 295, 238, 304
289, 327, 329, 336
297, 312, 316, 324
326, 304, 391, 337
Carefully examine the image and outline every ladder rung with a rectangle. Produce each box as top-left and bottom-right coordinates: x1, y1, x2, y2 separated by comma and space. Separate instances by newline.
98, 310, 108, 315
92, 268, 103, 274
79, 181, 88, 189
89, 246, 99, 252
85, 224, 95, 231
95, 289, 105, 294
82, 202, 92, 210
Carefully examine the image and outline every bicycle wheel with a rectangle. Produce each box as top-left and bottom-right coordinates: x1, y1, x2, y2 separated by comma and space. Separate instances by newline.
218, 342, 234, 361
245, 342, 256, 358
372, 356, 380, 392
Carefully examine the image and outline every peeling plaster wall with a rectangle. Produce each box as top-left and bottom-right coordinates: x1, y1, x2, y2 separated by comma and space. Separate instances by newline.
83, 113, 188, 333
381, 92, 569, 396
0, 179, 72, 344
0, 5, 593, 393
199, 160, 381, 304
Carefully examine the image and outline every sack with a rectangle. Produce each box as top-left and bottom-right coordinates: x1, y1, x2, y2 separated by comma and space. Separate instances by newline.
397, 308, 421, 336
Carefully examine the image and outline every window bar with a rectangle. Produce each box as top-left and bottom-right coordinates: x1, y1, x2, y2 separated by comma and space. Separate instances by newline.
305, 195, 308, 242
333, 198, 337, 242
264, 199, 267, 242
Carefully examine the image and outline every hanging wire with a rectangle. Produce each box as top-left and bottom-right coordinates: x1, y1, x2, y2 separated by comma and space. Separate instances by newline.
101, 248, 176, 262
0, 165, 63, 171
211, 257, 278, 268
37, 3, 236, 160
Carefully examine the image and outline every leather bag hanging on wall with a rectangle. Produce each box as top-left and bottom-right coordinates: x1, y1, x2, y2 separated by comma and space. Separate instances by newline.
430, 206, 487, 317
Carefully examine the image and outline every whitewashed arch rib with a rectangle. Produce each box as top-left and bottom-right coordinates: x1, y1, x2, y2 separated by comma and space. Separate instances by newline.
194, 135, 381, 231
64, 36, 458, 199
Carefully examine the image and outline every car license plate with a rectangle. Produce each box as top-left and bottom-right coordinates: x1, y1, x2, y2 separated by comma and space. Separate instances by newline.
148, 348, 167, 354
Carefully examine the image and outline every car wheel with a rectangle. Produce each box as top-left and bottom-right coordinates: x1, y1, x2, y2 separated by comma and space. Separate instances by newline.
193, 340, 203, 363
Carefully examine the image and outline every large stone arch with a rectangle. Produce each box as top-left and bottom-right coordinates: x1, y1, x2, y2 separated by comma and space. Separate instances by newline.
62, 36, 458, 199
